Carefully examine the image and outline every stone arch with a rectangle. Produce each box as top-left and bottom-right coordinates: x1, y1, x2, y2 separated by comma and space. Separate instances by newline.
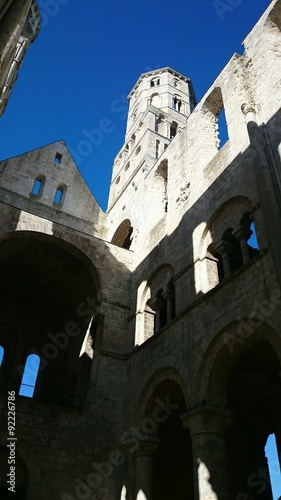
201, 86, 229, 150
150, 92, 161, 108
196, 196, 257, 292
136, 264, 175, 344
135, 367, 189, 423
132, 368, 194, 500
111, 219, 133, 249
0, 231, 101, 407
197, 319, 281, 406
196, 320, 281, 498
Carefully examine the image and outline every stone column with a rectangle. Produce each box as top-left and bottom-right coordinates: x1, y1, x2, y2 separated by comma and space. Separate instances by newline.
134, 437, 159, 500
181, 405, 233, 500
216, 241, 232, 279
154, 295, 167, 332
232, 226, 252, 264
242, 103, 281, 288
163, 289, 174, 323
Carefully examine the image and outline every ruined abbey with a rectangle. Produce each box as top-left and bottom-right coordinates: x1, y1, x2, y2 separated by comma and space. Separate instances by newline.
0, 0, 281, 499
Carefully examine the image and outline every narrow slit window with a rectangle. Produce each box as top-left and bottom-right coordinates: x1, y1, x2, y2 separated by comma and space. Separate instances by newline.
248, 221, 259, 252
0, 346, 4, 368
265, 434, 281, 500
19, 354, 40, 398
170, 121, 178, 139
217, 107, 229, 150
156, 140, 160, 159
54, 188, 64, 205
54, 153, 63, 164
173, 97, 182, 112
32, 178, 44, 196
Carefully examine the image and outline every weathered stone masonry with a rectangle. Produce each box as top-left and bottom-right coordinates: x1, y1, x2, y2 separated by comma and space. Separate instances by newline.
0, 1, 281, 499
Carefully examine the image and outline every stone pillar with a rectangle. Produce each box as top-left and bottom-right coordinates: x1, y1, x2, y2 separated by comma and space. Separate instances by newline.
154, 295, 167, 332
163, 289, 174, 322
216, 241, 232, 279
134, 438, 159, 500
181, 405, 233, 500
242, 103, 281, 288
155, 308, 161, 332
232, 226, 252, 264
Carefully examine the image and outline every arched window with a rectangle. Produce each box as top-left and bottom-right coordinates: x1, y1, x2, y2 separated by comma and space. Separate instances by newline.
202, 87, 229, 151
265, 434, 281, 499
54, 184, 66, 205
170, 121, 178, 139
150, 78, 160, 87
111, 219, 133, 249
173, 96, 182, 112
19, 354, 40, 398
0, 346, 4, 368
54, 152, 63, 164
150, 93, 161, 108
31, 175, 45, 197
240, 212, 260, 256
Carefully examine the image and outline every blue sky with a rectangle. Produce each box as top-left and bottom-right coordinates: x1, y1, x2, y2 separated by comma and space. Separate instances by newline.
0, 0, 271, 212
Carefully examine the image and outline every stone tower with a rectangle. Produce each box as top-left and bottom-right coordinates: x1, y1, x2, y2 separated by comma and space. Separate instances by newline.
107, 68, 196, 210
0, 1, 281, 499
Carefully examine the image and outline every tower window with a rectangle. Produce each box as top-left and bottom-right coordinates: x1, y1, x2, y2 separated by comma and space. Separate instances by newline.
217, 107, 229, 150
173, 97, 182, 112
156, 140, 160, 159
150, 78, 160, 87
54, 153, 63, 164
170, 121, 178, 139
19, 354, 40, 398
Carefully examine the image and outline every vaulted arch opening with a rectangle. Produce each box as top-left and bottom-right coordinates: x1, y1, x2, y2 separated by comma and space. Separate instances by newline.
199, 323, 281, 500
0, 231, 100, 408
142, 379, 194, 500
226, 340, 281, 499
111, 219, 133, 249
152, 384, 193, 499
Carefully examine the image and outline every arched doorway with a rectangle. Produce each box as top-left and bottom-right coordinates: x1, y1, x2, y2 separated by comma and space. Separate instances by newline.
199, 323, 281, 500
134, 377, 194, 499
226, 340, 281, 499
